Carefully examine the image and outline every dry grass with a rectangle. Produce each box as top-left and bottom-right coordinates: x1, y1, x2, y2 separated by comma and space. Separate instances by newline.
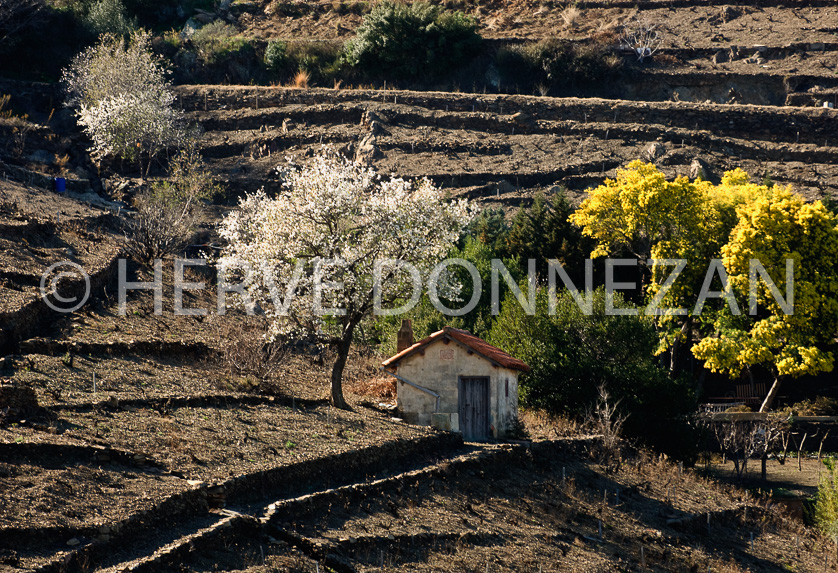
292, 69, 311, 88
654, 53, 682, 66
346, 374, 397, 402
560, 4, 581, 28
53, 153, 70, 174
0, 94, 11, 119
519, 409, 581, 439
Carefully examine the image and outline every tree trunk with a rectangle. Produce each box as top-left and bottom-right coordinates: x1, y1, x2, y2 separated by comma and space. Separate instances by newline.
758, 374, 783, 413
329, 321, 357, 410
670, 317, 692, 375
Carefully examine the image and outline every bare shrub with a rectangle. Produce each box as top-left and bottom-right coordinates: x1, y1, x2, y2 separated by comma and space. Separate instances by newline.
125, 147, 218, 262
10, 116, 33, 157
215, 317, 287, 393
0, 93, 35, 157
587, 385, 626, 472
620, 18, 663, 61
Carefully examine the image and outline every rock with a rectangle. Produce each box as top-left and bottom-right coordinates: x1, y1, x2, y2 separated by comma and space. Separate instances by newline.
511, 111, 530, 123
354, 133, 381, 166
361, 110, 389, 135
66, 192, 125, 212
187, 479, 204, 487
219, 0, 232, 9
181, 17, 202, 38
26, 150, 53, 164
193, 12, 214, 24
490, 180, 516, 195
720, 5, 739, 23
646, 142, 666, 159
689, 158, 714, 182
808, 42, 826, 52
361, 109, 380, 128
66, 538, 81, 547
753, 44, 768, 53
712, 51, 728, 64
73, 166, 91, 179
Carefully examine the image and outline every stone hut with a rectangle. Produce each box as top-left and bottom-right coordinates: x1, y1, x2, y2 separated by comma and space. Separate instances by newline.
381, 321, 529, 441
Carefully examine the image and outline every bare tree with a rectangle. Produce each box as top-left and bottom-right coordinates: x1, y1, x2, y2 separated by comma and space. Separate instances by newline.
711, 419, 759, 481
620, 19, 664, 62
706, 416, 785, 482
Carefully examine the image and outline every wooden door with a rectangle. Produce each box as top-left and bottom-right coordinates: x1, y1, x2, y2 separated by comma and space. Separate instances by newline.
459, 376, 490, 441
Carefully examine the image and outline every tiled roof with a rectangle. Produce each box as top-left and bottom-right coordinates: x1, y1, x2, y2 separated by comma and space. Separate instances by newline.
381, 326, 530, 372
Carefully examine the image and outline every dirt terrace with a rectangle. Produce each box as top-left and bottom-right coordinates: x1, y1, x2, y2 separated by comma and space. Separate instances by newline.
0, 387, 454, 571
87, 442, 838, 573
172, 85, 838, 209
0, 180, 122, 354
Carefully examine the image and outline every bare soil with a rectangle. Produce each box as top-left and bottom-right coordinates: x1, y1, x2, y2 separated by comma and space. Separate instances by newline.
89, 444, 838, 573
708, 456, 829, 498
2, 1, 838, 571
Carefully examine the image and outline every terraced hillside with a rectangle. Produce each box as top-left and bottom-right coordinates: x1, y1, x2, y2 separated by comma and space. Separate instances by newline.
177, 85, 838, 209
239, 0, 838, 103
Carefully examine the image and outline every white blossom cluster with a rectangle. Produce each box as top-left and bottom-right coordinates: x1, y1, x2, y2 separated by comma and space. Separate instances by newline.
219, 150, 474, 342
62, 31, 186, 167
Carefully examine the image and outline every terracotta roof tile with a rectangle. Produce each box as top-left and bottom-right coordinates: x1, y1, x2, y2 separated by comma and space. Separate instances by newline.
381, 326, 530, 372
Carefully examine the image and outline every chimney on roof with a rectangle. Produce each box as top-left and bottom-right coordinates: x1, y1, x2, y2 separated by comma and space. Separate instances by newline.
397, 319, 414, 352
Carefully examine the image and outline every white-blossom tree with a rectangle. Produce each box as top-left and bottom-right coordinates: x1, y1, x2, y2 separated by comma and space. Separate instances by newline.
219, 151, 473, 408
63, 31, 187, 176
